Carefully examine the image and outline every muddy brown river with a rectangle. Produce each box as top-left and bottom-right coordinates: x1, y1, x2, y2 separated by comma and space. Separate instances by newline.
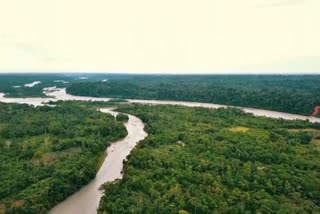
50, 109, 147, 214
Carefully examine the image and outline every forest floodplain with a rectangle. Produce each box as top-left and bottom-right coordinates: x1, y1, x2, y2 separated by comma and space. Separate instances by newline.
1, 74, 320, 213
98, 104, 320, 213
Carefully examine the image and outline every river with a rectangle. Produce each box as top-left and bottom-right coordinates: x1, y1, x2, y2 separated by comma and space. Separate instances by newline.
49, 109, 147, 214
1, 87, 320, 122
1, 87, 320, 214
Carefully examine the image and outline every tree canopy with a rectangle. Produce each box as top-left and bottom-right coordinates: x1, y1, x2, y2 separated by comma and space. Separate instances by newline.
67, 75, 320, 116
0, 102, 127, 213
99, 104, 320, 213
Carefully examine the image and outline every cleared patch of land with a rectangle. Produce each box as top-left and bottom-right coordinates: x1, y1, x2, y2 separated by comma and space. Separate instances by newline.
229, 126, 250, 133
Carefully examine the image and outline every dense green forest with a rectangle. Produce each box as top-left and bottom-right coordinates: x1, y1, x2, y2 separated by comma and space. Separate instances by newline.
0, 73, 124, 97
67, 75, 320, 116
0, 102, 127, 213
0, 74, 73, 97
99, 104, 320, 213
116, 113, 129, 123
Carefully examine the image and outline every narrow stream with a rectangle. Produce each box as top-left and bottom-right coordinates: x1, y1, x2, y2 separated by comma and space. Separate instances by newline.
50, 109, 147, 214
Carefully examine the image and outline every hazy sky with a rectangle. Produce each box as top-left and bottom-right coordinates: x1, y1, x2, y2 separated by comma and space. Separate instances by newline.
0, 0, 319, 74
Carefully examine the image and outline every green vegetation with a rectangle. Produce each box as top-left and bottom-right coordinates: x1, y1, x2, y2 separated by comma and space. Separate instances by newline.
116, 113, 129, 123
0, 102, 127, 213
98, 104, 320, 213
67, 75, 320, 116
108, 98, 128, 103
2, 74, 320, 213
0, 74, 73, 98
0, 73, 123, 98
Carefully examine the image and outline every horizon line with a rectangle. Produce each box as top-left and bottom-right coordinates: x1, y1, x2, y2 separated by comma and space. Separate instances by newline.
0, 71, 320, 75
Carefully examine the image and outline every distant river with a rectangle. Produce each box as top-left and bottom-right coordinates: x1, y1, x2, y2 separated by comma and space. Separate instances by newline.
1, 87, 319, 122
1, 87, 320, 214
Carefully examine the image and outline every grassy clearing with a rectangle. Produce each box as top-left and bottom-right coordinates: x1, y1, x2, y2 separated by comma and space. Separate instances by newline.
229, 126, 250, 133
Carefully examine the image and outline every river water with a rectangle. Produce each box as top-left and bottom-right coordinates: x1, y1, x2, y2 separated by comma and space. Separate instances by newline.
50, 109, 147, 214
1, 87, 319, 122
0, 87, 320, 214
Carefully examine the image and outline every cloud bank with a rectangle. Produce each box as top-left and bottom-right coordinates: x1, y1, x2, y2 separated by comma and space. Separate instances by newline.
0, 0, 319, 74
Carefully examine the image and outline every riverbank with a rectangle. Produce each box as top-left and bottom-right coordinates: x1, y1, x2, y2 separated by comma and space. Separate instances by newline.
0, 87, 319, 122
49, 109, 147, 214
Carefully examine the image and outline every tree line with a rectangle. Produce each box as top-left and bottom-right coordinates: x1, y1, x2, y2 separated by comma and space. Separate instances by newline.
67, 75, 320, 116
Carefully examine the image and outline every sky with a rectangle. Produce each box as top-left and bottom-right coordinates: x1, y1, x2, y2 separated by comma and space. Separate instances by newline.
0, 0, 319, 74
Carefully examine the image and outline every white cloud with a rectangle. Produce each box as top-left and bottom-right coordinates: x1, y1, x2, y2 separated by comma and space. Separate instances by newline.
0, 0, 319, 73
